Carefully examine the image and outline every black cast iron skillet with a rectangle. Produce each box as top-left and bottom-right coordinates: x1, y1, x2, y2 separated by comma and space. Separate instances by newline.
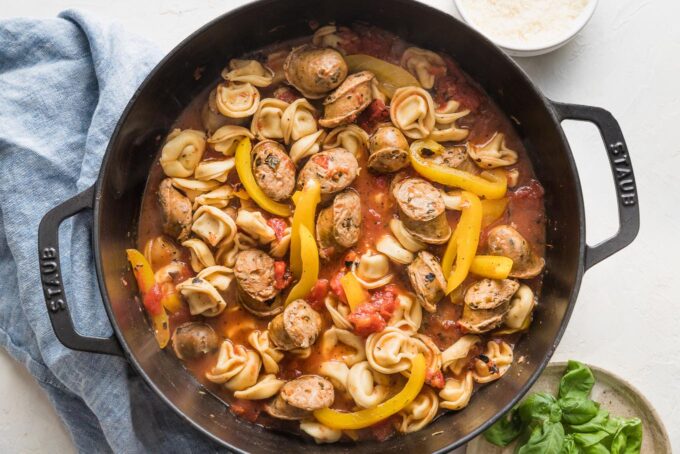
37, 0, 639, 451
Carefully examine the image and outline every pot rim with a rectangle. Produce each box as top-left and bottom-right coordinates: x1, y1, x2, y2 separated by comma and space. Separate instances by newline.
92, 0, 587, 451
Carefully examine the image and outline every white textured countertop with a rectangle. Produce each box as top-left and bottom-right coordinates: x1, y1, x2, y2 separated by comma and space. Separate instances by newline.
1, 0, 678, 452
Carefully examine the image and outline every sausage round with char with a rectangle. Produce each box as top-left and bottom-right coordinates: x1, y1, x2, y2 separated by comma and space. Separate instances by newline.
158, 178, 192, 241
251, 140, 296, 201
268, 299, 322, 351
297, 148, 359, 195
233, 249, 279, 303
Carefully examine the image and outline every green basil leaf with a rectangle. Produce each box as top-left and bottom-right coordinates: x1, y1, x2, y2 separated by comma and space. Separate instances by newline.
568, 409, 610, 433
559, 361, 595, 400
573, 430, 610, 447
560, 435, 580, 454
610, 418, 642, 454
559, 396, 600, 425
483, 408, 522, 447
519, 393, 562, 424
583, 443, 611, 454
517, 421, 565, 454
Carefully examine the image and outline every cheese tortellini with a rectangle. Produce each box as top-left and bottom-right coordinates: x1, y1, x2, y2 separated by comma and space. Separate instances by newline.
400, 47, 446, 89
215, 82, 260, 118
473, 341, 513, 383
366, 327, 418, 375
177, 276, 226, 317
388, 293, 423, 334
222, 59, 275, 87
324, 294, 353, 330
191, 205, 237, 247
397, 386, 439, 433
319, 360, 350, 392
235, 209, 276, 244
160, 129, 206, 178
196, 265, 234, 293
390, 86, 436, 139
193, 185, 234, 209
289, 129, 325, 164
429, 100, 470, 143
207, 125, 254, 155
299, 420, 343, 444
205, 340, 262, 391
281, 98, 317, 144
250, 98, 289, 139
322, 327, 366, 366
352, 251, 393, 289
181, 238, 216, 272
504, 284, 535, 330
170, 178, 220, 202
347, 361, 390, 408
441, 334, 480, 375
323, 124, 369, 158
439, 371, 474, 410
233, 374, 284, 400
193, 158, 234, 182
248, 330, 284, 374
376, 234, 415, 265
467, 132, 518, 169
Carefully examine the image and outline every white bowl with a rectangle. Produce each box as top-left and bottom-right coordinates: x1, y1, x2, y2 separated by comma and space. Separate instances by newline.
454, 0, 598, 57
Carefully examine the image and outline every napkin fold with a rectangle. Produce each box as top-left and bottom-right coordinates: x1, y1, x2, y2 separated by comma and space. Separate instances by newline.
0, 10, 222, 453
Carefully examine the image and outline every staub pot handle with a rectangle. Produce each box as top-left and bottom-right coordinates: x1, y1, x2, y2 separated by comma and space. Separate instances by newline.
38, 185, 124, 356
552, 102, 640, 270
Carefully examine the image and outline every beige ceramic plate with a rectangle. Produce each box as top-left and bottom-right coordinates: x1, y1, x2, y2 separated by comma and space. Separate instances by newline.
466, 362, 671, 454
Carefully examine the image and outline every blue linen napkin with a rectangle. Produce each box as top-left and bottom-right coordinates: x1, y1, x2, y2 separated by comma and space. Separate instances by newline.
0, 10, 223, 453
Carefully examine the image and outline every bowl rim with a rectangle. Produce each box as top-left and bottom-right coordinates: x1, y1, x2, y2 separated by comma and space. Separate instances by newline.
453, 0, 598, 53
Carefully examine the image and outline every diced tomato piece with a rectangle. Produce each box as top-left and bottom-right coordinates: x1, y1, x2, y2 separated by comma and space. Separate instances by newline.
426, 369, 446, 389
267, 217, 288, 241
142, 283, 163, 316
357, 99, 390, 133
330, 271, 348, 303
274, 261, 292, 290
349, 308, 386, 337
306, 279, 329, 311
230, 399, 262, 423
371, 284, 398, 319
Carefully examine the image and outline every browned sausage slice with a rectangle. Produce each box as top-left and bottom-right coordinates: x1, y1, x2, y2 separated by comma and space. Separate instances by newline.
251, 140, 296, 201
464, 279, 519, 310
392, 177, 445, 222
280, 375, 335, 411
158, 178, 192, 241
234, 249, 279, 303
332, 189, 361, 248
268, 299, 322, 350
407, 251, 447, 313
297, 148, 358, 195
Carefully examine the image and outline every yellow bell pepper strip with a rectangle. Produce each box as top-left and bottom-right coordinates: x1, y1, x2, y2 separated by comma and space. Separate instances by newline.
290, 179, 321, 279
469, 255, 514, 280
340, 272, 369, 312
446, 191, 483, 294
285, 225, 319, 305
314, 354, 426, 429
126, 249, 169, 348
481, 197, 508, 228
234, 137, 291, 217
160, 292, 183, 313
409, 140, 507, 200
441, 230, 458, 278
345, 54, 420, 97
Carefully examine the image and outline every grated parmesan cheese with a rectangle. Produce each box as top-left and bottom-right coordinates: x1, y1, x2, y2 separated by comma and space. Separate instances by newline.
460, 0, 590, 48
